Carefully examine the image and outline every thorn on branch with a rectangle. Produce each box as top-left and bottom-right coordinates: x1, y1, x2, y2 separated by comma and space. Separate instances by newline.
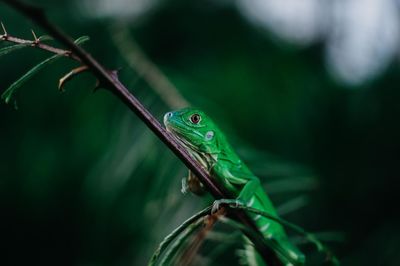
108, 69, 120, 81
93, 79, 101, 92
0, 30, 85, 62
1, 22, 8, 40
92, 69, 121, 92
31, 29, 39, 45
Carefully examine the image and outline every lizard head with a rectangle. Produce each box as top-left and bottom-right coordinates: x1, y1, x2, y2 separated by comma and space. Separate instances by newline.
163, 108, 220, 154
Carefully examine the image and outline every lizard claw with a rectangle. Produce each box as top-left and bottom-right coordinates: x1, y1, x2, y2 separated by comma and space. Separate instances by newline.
211, 200, 222, 214
211, 199, 244, 214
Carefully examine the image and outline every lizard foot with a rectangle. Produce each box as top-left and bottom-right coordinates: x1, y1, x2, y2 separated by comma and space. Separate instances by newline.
211, 199, 244, 214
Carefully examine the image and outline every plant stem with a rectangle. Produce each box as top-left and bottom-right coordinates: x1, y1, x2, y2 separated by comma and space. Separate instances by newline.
1, 33, 80, 61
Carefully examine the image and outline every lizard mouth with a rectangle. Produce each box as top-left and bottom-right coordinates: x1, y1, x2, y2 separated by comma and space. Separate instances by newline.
165, 122, 206, 159
167, 126, 198, 152
165, 119, 202, 142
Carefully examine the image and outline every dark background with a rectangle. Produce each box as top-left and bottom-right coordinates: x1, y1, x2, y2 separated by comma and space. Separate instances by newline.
1, 1, 399, 265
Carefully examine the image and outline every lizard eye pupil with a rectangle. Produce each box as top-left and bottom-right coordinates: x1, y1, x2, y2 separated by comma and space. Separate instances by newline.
190, 114, 201, 124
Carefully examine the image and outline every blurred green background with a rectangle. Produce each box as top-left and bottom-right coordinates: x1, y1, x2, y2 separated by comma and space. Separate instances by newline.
1, 0, 400, 265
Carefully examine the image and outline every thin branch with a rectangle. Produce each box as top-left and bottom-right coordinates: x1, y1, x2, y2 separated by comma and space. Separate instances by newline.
1, 1, 282, 264
0, 31, 80, 61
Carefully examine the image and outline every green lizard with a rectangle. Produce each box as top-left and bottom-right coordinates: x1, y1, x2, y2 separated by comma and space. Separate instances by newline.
163, 108, 305, 266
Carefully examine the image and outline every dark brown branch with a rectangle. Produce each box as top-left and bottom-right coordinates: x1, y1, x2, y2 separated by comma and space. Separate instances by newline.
1, 0, 282, 264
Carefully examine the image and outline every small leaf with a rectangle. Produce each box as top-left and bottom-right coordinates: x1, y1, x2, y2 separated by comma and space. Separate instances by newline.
0, 43, 29, 57
74, 35, 90, 45
148, 206, 211, 266
1, 53, 63, 107
277, 195, 309, 216
38, 35, 53, 42
159, 219, 203, 266
58, 65, 89, 91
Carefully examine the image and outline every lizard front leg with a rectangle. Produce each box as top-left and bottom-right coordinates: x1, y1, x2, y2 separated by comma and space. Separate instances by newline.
182, 170, 207, 196
211, 179, 260, 213
236, 178, 261, 204
210, 163, 257, 212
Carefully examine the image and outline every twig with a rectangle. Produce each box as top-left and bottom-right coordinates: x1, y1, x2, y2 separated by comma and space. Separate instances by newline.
1, 30, 80, 61
0, 1, 282, 264
58, 65, 89, 91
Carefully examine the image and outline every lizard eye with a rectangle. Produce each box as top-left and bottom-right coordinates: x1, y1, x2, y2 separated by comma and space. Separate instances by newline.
190, 114, 201, 124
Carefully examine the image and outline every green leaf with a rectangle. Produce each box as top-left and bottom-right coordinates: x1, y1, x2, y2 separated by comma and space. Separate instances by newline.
74, 35, 90, 45
277, 195, 309, 216
1, 53, 62, 107
0, 43, 29, 57
159, 218, 203, 266
148, 206, 211, 266
38, 35, 53, 42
